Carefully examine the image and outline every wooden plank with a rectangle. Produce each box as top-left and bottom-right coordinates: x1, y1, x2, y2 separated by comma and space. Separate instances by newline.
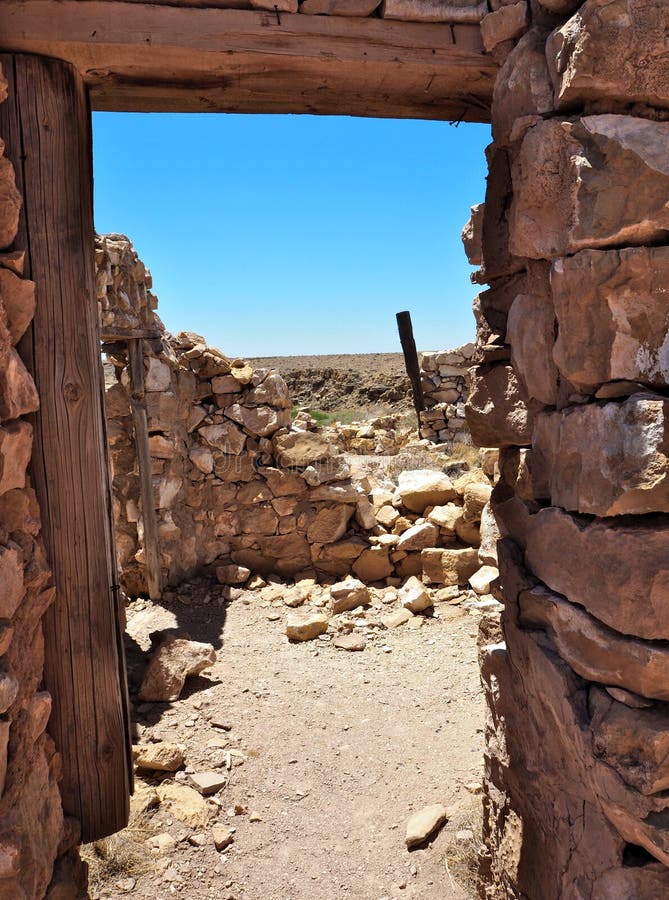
396, 310, 425, 433
0, 52, 131, 842
0, 1, 495, 120
127, 339, 163, 601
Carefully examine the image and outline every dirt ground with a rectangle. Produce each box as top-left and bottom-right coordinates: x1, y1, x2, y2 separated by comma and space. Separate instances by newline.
86, 586, 485, 900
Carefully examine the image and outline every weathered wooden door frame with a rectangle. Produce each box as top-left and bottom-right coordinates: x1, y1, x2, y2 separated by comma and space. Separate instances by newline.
0, 53, 132, 843
0, 4, 494, 843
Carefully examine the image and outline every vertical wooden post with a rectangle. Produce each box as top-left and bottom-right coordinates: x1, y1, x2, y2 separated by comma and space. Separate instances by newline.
396, 310, 425, 435
0, 53, 131, 841
127, 338, 162, 600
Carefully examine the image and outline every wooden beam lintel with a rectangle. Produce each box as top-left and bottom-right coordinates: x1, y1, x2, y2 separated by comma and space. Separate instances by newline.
0, 1, 495, 119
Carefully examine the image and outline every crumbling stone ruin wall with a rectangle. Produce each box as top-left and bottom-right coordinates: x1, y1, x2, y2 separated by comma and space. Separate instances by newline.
0, 65, 81, 898
419, 345, 475, 443
464, 0, 669, 896
99, 236, 492, 596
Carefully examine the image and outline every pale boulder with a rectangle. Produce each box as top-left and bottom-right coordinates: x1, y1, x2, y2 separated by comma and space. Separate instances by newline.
405, 804, 449, 848
396, 522, 439, 552
330, 578, 370, 615
286, 611, 329, 642
138, 633, 216, 702
469, 565, 499, 595
273, 431, 336, 468
399, 576, 432, 613
135, 742, 185, 773
396, 469, 457, 514
422, 547, 480, 586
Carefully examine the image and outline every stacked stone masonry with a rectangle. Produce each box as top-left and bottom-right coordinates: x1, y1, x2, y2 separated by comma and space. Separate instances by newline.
99, 236, 493, 597
466, 1, 669, 897
419, 344, 475, 443
0, 65, 78, 898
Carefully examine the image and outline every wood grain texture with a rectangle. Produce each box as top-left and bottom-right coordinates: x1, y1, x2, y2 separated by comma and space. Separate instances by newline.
0, 53, 131, 842
0, 1, 495, 120
127, 339, 163, 601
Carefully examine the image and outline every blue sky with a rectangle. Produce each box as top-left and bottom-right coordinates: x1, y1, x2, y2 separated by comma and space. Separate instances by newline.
93, 113, 490, 357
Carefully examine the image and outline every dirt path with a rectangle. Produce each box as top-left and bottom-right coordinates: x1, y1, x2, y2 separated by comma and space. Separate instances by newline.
88, 589, 485, 900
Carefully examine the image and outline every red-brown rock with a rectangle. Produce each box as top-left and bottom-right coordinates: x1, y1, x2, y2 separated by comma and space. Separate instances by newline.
0, 270, 35, 345
492, 28, 554, 147
548, 0, 669, 113
510, 117, 669, 260
0, 421, 32, 495
0, 350, 39, 420
466, 364, 535, 448
552, 246, 669, 392
519, 585, 669, 702
525, 507, 669, 640
532, 397, 669, 516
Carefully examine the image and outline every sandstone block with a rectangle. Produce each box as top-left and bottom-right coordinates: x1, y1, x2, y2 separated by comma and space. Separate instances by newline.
462, 482, 492, 523
380, 0, 487, 22
332, 633, 366, 651
479, 146, 525, 283
216, 564, 250, 585
525, 507, 669, 640
330, 578, 370, 614
478, 502, 500, 566
144, 357, 172, 392
492, 29, 553, 147
481, 3, 528, 54
198, 422, 246, 455
273, 431, 336, 468
246, 373, 291, 409
135, 742, 185, 772
155, 783, 209, 829
0, 421, 32, 495
519, 585, 669, 702
466, 364, 534, 448
426, 503, 461, 536
548, 0, 669, 113
589, 687, 669, 796
396, 521, 439, 552
189, 771, 227, 796
211, 374, 243, 395
285, 611, 329, 641
306, 505, 354, 544
507, 291, 558, 407
461, 203, 484, 267
189, 445, 214, 474
226, 403, 290, 437
399, 575, 432, 613
469, 565, 499, 595
300, 0, 381, 12
552, 246, 669, 392
532, 397, 669, 516
396, 469, 457, 513
0, 270, 35, 345
352, 547, 394, 582
381, 607, 413, 628
510, 117, 669, 260
0, 545, 24, 619
422, 547, 479, 585
138, 633, 216, 702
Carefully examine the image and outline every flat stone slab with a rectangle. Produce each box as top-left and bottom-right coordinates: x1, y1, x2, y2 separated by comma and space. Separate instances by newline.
405, 803, 449, 848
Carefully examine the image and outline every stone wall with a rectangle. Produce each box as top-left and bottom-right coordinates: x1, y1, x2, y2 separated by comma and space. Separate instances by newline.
466, 1, 669, 896
419, 345, 475, 443
99, 237, 490, 596
0, 65, 80, 898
